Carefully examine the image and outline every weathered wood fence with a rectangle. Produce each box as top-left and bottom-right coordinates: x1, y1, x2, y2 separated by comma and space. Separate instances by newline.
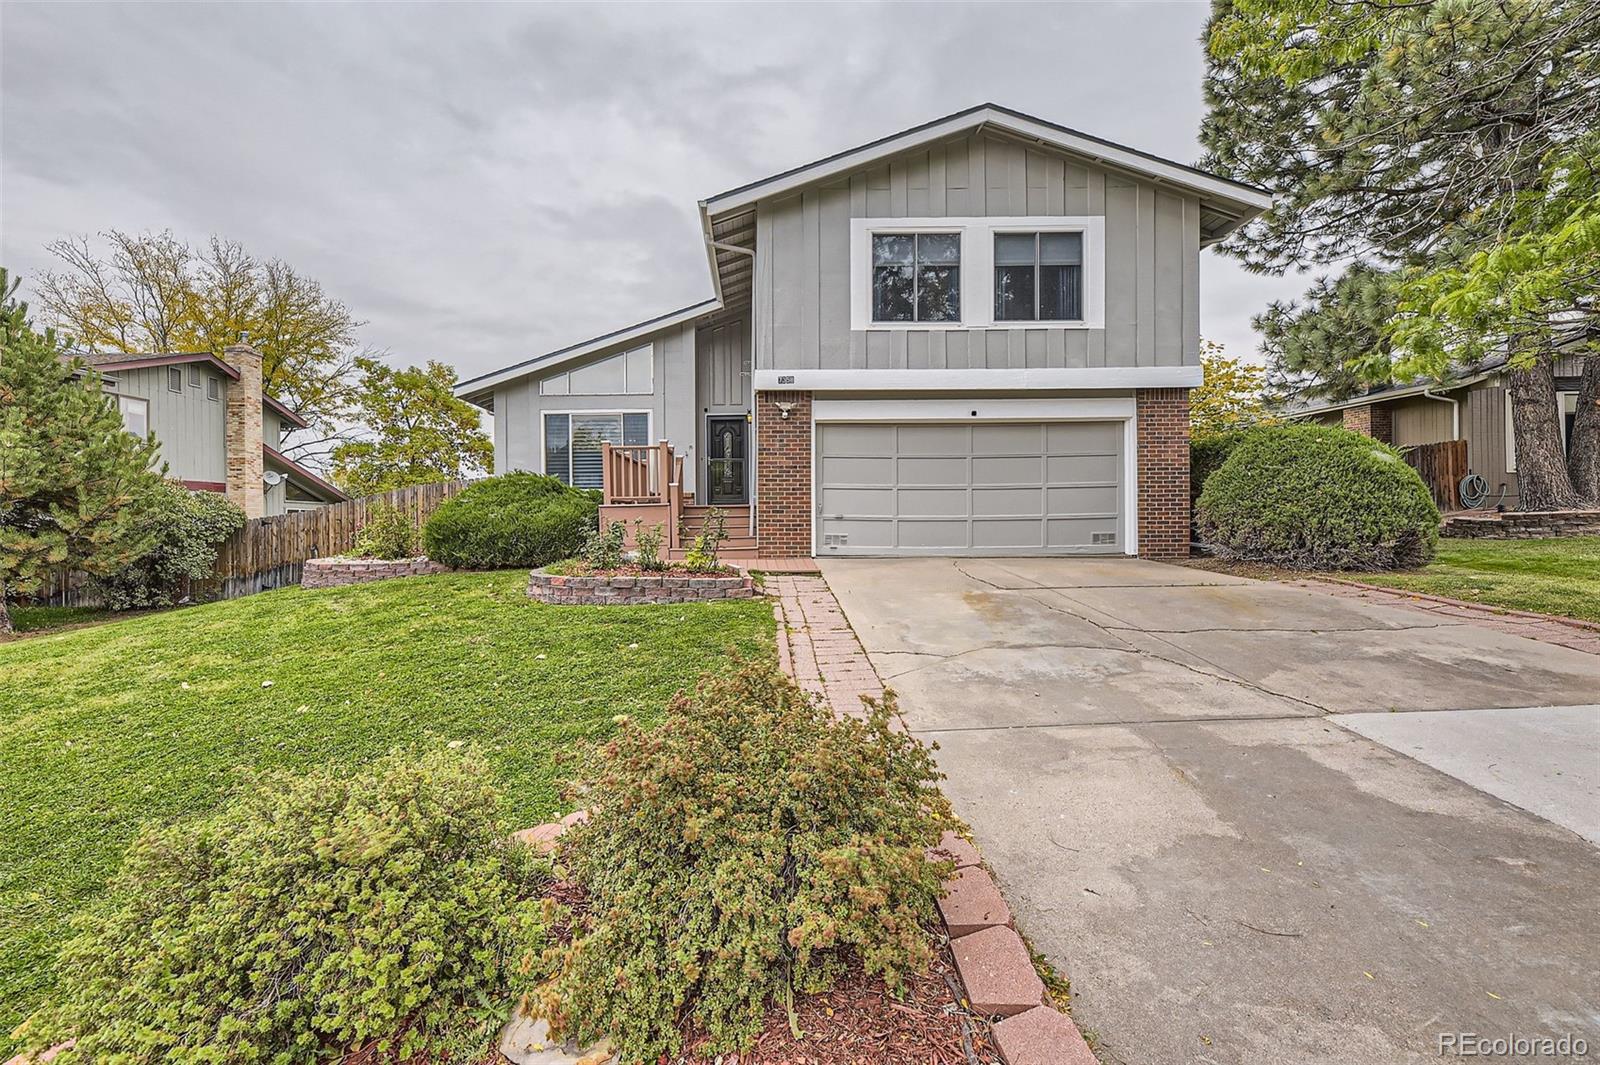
1401, 439, 1467, 512
35, 480, 470, 606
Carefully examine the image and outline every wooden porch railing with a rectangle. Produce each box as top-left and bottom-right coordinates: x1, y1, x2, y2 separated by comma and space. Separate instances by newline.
600, 441, 687, 551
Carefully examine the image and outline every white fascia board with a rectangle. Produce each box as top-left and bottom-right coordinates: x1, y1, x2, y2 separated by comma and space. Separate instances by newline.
813, 396, 1135, 422
702, 107, 1272, 217
455, 299, 720, 400
754, 365, 1202, 392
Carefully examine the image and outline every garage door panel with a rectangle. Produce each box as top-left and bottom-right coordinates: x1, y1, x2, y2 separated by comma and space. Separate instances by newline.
898, 424, 969, 455
816, 420, 1123, 557
972, 519, 1047, 549
896, 488, 970, 517
1046, 484, 1120, 514
1046, 454, 1119, 483
898, 456, 968, 484
820, 455, 894, 485
972, 487, 1045, 517
1048, 421, 1122, 453
822, 486, 894, 517
897, 519, 971, 549
972, 455, 1042, 484
973, 423, 1045, 454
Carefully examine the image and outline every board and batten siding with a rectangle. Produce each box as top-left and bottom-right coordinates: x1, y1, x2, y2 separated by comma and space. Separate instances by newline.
1389, 396, 1456, 448
492, 320, 700, 491
108, 364, 228, 483
753, 132, 1202, 373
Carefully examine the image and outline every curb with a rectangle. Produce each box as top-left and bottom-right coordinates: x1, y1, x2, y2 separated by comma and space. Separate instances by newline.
927, 830, 1098, 1064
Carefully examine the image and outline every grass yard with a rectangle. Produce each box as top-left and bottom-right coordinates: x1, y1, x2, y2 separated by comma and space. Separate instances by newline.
1349, 536, 1600, 624
7, 605, 110, 633
0, 570, 773, 1052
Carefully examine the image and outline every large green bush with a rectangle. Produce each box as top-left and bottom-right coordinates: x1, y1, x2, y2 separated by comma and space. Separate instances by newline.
350, 501, 420, 560
421, 473, 598, 569
1190, 427, 1265, 504
541, 661, 954, 1063
19, 746, 547, 1064
1196, 424, 1441, 570
90, 480, 245, 609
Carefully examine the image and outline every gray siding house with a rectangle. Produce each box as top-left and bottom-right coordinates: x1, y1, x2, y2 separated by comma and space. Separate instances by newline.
458, 104, 1270, 559
86, 345, 348, 519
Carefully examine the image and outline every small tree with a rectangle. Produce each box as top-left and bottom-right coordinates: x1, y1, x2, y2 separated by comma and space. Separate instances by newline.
0, 269, 164, 633
1190, 341, 1279, 439
332, 357, 492, 497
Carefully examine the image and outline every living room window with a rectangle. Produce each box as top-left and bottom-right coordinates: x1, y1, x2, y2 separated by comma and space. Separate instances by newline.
542, 411, 650, 489
995, 231, 1083, 322
872, 233, 960, 323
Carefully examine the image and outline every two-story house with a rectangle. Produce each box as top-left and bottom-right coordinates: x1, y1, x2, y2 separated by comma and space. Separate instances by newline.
86, 342, 348, 519
456, 104, 1270, 560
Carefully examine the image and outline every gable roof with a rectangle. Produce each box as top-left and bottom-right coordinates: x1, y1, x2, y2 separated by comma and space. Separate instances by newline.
76, 349, 310, 428
265, 444, 350, 502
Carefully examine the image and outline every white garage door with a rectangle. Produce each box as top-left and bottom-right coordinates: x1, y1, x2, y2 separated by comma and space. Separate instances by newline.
815, 421, 1124, 556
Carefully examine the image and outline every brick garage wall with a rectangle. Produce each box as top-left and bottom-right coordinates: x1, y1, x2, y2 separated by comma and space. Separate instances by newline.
1136, 388, 1191, 561
755, 391, 813, 557
1342, 402, 1393, 443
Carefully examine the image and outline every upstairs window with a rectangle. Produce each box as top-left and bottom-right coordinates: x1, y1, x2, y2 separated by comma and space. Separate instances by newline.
117, 395, 149, 436
207, 376, 221, 401
994, 232, 1083, 322
167, 366, 184, 393
872, 233, 960, 323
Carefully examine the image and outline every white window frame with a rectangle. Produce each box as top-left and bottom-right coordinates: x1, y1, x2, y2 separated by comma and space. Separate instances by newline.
538, 344, 654, 397
538, 408, 654, 486
850, 215, 1106, 332
167, 366, 184, 393
207, 375, 221, 401
116, 394, 150, 436
1505, 390, 1578, 473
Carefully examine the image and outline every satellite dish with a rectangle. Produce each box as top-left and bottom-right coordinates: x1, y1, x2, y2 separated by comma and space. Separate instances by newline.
263, 471, 284, 487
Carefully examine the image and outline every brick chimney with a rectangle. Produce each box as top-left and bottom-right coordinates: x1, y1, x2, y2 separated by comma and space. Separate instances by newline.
221, 343, 265, 519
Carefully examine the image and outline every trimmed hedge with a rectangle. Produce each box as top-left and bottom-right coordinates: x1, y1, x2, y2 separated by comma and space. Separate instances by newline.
421, 473, 598, 569
1196, 424, 1440, 570
1190, 428, 1266, 504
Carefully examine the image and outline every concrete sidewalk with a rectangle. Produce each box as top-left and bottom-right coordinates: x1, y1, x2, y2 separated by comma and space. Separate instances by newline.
823, 556, 1600, 1065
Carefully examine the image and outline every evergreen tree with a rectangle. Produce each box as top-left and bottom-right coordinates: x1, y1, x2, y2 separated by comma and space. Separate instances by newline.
0, 269, 164, 633
1255, 264, 1399, 404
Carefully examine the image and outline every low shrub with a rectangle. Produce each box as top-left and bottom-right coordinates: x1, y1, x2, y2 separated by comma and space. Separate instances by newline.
579, 520, 627, 569
632, 521, 666, 571
681, 506, 727, 573
349, 501, 421, 560
90, 480, 246, 609
421, 473, 598, 569
19, 746, 548, 1064
541, 660, 953, 1062
1196, 424, 1441, 570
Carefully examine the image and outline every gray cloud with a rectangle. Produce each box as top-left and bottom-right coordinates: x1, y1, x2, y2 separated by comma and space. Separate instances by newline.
2, 1, 1309, 376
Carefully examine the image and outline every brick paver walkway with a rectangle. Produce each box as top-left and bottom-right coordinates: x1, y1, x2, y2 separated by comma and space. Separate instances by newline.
1291, 577, 1600, 655
768, 573, 885, 716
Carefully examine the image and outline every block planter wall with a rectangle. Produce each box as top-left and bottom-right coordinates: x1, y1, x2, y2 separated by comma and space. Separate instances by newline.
302, 557, 449, 589
528, 569, 757, 605
1441, 510, 1600, 539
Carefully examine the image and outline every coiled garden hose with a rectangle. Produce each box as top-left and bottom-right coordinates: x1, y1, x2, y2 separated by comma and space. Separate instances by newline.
1459, 472, 1489, 509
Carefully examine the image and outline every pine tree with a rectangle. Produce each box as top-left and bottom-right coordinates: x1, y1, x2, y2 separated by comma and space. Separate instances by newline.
0, 269, 164, 633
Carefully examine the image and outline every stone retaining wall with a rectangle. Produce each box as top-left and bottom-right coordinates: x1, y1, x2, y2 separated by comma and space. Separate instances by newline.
1441, 510, 1600, 539
302, 557, 449, 589
528, 569, 756, 605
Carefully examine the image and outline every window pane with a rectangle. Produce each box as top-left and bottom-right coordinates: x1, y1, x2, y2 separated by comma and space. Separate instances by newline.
994, 265, 1036, 321
570, 414, 623, 490
1040, 264, 1082, 321
917, 265, 960, 321
1040, 232, 1082, 265
872, 234, 914, 265
119, 396, 148, 436
539, 374, 568, 397
873, 265, 915, 321
544, 414, 571, 483
168, 366, 183, 392
916, 233, 960, 264
622, 412, 649, 446
995, 233, 1037, 266
624, 346, 653, 395
207, 376, 220, 401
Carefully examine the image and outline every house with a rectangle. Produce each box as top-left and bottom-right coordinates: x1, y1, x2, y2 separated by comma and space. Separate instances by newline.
456, 104, 1271, 559
83, 343, 349, 519
1284, 348, 1593, 511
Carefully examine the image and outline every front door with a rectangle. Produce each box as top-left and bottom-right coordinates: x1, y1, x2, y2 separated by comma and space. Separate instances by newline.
706, 416, 747, 504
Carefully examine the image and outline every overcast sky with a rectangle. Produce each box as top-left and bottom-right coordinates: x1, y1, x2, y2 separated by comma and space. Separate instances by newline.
2, 1, 1311, 382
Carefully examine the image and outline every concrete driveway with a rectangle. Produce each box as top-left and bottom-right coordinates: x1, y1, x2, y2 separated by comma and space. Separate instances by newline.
822, 557, 1600, 1065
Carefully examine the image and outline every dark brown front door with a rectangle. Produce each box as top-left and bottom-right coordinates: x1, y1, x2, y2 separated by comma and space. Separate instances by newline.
706, 416, 747, 504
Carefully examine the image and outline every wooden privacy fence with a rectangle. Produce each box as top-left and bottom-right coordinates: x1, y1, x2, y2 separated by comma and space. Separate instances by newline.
35, 480, 470, 607
1401, 439, 1467, 512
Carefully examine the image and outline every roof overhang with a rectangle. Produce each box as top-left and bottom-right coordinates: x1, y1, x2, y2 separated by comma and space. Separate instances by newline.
264, 394, 310, 429
1282, 374, 1492, 418
264, 445, 350, 502
81, 351, 242, 379
454, 298, 721, 408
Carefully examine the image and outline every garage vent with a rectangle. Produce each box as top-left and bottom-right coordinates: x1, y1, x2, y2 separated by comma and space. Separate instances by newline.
823, 534, 848, 548
1091, 532, 1117, 545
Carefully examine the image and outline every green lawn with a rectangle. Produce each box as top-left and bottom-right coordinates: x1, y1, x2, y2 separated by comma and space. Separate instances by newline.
8, 605, 110, 633
1353, 536, 1600, 624
0, 571, 773, 1051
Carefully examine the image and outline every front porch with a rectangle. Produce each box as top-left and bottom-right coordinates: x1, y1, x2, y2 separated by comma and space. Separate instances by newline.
598, 440, 759, 560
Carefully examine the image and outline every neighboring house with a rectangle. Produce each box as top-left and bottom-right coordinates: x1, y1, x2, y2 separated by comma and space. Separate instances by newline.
456, 103, 1271, 559
82, 343, 349, 519
1284, 349, 1592, 511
